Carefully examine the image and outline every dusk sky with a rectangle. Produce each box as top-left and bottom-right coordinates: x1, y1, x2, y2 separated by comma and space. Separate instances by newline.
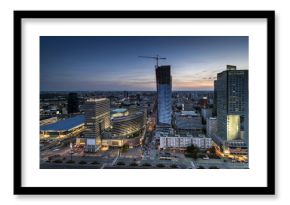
40, 36, 248, 91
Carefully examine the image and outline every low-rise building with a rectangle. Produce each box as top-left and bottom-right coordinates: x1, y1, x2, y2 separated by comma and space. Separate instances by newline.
174, 111, 204, 135
159, 131, 212, 149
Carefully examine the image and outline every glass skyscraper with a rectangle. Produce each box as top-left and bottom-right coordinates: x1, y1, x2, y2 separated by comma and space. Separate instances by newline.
156, 65, 172, 126
83, 98, 111, 152
215, 65, 249, 145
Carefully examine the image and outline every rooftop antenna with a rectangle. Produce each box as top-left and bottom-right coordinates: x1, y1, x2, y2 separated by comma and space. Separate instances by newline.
138, 55, 166, 67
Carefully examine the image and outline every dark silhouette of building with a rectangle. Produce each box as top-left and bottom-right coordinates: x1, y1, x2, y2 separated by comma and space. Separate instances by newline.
67, 92, 79, 114
198, 97, 208, 108
124, 91, 129, 98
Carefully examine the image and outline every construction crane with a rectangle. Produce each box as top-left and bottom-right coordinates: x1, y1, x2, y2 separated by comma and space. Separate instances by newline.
138, 55, 166, 67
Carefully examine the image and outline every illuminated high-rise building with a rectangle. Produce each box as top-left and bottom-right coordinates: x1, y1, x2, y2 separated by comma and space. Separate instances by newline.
83, 98, 110, 152
156, 65, 172, 125
216, 65, 248, 144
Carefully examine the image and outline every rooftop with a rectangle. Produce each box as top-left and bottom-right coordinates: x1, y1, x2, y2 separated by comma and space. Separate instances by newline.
40, 115, 85, 132
179, 111, 200, 116
112, 108, 127, 113
86, 98, 108, 102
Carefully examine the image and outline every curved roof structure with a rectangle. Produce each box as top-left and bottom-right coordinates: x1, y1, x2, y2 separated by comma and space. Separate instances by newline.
40, 115, 85, 132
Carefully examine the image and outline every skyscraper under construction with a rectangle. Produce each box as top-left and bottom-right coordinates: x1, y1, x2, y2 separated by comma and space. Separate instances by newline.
156, 65, 172, 126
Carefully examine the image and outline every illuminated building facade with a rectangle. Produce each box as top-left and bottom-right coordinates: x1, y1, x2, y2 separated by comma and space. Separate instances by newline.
83, 98, 111, 152
159, 133, 212, 149
101, 109, 147, 147
224, 140, 248, 156
156, 65, 172, 126
215, 65, 248, 144
111, 110, 146, 137
111, 108, 129, 118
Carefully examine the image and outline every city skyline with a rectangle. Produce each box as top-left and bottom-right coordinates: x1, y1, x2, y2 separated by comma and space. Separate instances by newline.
40, 36, 248, 91
40, 65, 249, 169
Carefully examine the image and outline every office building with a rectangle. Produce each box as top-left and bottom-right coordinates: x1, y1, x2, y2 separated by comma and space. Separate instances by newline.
67, 92, 79, 114
213, 80, 217, 116
174, 111, 203, 135
101, 109, 147, 147
156, 65, 172, 125
201, 108, 213, 124
206, 117, 217, 138
224, 140, 248, 156
198, 97, 208, 108
215, 65, 248, 144
111, 110, 146, 137
83, 98, 111, 152
182, 100, 194, 111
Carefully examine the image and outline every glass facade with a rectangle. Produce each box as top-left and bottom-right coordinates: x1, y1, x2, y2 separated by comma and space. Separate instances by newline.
83, 98, 111, 152
156, 65, 172, 125
111, 110, 146, 137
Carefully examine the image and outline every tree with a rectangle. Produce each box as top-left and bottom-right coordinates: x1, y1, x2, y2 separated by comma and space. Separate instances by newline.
79, 160, 87, 165
117, 162, 125, 166
156, 163, 165, 168
66, 160, 75, 164
142, 163, 151, 167
53, 159, 63, 163
170, 164, 178, 169
208, 146, 216, 154
186, 145, 199, 159
130, 162, 138, 167
209, 166, 219, 169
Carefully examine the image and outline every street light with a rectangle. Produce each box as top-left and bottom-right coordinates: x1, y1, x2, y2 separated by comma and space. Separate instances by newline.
70, 142, 73, 161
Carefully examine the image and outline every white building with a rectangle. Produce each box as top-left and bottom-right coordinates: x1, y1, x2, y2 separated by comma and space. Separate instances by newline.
159, 133, 212, 149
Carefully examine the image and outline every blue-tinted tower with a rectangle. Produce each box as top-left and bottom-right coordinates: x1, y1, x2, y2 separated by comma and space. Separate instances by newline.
156, 65, 172, 126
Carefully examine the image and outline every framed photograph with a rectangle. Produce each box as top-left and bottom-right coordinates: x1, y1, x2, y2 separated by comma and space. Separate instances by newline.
14, 10, 275, 195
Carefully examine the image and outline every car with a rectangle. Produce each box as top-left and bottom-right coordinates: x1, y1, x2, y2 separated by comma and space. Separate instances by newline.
203, 156, 209, 160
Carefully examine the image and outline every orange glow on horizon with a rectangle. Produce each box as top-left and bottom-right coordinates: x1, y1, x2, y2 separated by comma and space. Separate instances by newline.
172, 80, 214, 90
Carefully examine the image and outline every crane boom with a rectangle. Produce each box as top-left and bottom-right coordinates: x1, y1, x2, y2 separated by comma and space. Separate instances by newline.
138, 55, 166, 67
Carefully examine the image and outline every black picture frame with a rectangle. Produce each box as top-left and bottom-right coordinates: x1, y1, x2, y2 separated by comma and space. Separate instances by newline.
14, 10, 275, 195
